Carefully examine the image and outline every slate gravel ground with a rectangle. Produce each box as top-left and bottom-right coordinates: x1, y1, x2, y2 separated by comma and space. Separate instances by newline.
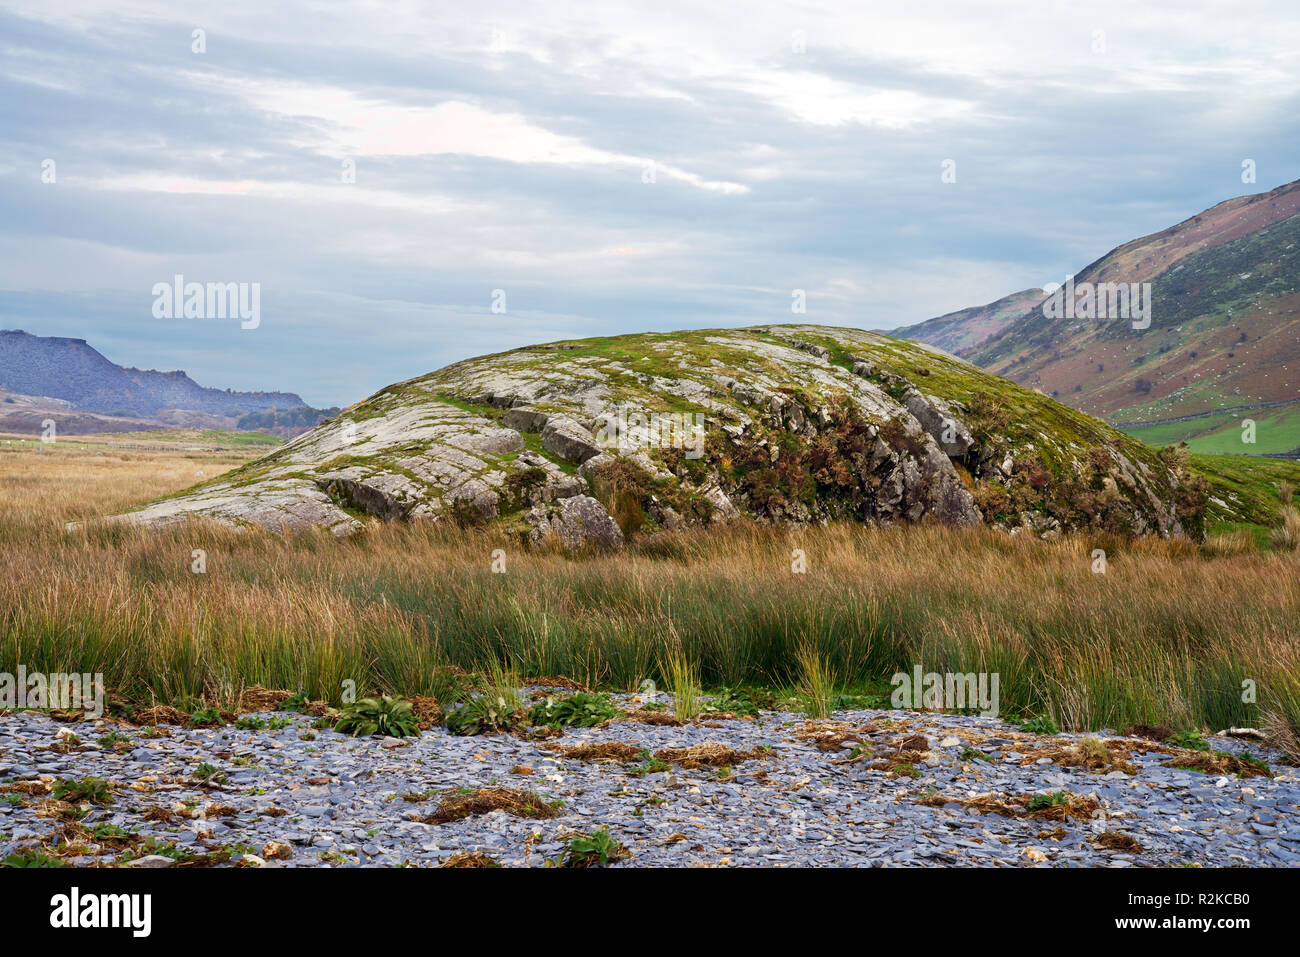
1, 694, 1295, 868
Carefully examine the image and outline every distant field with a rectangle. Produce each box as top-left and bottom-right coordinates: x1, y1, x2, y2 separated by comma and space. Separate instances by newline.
1121, 403, 1300, 455
0, 427, 283, 450
2, 440, 1299, 738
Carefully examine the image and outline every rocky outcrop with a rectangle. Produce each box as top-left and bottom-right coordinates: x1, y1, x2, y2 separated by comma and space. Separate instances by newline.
901, 387, 975, 457
107, 325, 1203, 545
540, 415, 602, 465
525, 495, 625, 550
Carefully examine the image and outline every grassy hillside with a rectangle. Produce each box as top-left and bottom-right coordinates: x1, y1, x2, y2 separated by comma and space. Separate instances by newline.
970, 211, 1300, 426
896, 180, 1300, 451
1189, 453, 1300, 529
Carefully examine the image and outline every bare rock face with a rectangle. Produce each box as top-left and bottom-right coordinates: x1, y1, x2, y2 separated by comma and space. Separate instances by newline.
525, 495, 625, 550
901, 387, 975, 457
106, 325, 1205, 545
540, 415, 602, 465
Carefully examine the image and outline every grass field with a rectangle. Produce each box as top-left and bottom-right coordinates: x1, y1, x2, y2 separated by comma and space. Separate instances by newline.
1122, 403, 1300, 455
3, 436, 1300, 740
0, 428, 284, 450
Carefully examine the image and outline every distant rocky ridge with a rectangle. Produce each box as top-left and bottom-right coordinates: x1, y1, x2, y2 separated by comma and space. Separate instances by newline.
111, 325, 1212, 546
0, 329, 325, 434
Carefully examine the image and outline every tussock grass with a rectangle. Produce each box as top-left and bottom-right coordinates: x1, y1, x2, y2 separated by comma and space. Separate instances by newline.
796, 645, 835, 720
2, 443, 1300, 733
1271, 505, 1300, 552
1201, 530, 1258, 557
661, 650, 703, 721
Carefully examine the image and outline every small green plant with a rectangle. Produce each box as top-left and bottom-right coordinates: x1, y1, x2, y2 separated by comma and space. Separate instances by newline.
2, 849, 65, 868
1167, 730, 1210, 751
626, 754, 672, 777
191, 762, 227, 784
1238, 751, 1271, 774
53, 776, 113, 805
710, 687, 778, 717
188, 707, 224, 728
96, 731, 133, 750
528, 692, 620, 728
559, 827, 630, 867
333, 695, 419, 737
1027, 791, 1071, 811
119, 838, 190, 864
833, 691, 892, 710
1019, 716, 1059, 735
236, 715, 292, 731
959, 746, 989, 762
445, 694, 527, 736
447, 658, 528, 735
277, 690, 312, 713
90, 823, 132, 840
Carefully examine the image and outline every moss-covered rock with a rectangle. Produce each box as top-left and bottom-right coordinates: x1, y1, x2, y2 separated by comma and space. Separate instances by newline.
109, 325, 1211, 543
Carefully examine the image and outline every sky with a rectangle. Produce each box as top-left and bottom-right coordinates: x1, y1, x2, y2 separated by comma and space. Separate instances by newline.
2, 1, 1299, 407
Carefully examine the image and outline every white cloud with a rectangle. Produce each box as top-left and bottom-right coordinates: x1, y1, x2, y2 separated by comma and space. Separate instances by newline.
182, 73, 748, 193
731, 70, 975, 129
3, 0, 1300, 403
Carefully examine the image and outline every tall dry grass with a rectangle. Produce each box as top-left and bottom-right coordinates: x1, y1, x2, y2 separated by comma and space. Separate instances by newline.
1271, 506, 1300, 552
2, 442, 1299, 733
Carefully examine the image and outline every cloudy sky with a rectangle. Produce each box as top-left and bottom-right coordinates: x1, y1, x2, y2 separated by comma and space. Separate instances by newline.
2, 1, 1298, 406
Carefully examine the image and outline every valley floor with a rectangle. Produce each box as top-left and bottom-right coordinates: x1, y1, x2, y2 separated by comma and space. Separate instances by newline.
1, 690, 1295, 869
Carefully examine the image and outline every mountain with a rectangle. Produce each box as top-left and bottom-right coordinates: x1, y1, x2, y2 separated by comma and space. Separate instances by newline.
0, 329, 319, 434
900, 179, 1300, 454
111, 325, 1213, 544
893, 287, 1045, 354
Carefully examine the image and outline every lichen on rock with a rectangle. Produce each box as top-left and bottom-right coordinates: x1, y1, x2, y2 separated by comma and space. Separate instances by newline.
106, 325, 1207, 546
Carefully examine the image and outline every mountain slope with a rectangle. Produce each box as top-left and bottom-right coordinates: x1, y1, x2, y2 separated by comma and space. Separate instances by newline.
960, 180, 1300, 451
893, 287, 1045, 354
111, 325, 1212, 543
0, 329, 307, 420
